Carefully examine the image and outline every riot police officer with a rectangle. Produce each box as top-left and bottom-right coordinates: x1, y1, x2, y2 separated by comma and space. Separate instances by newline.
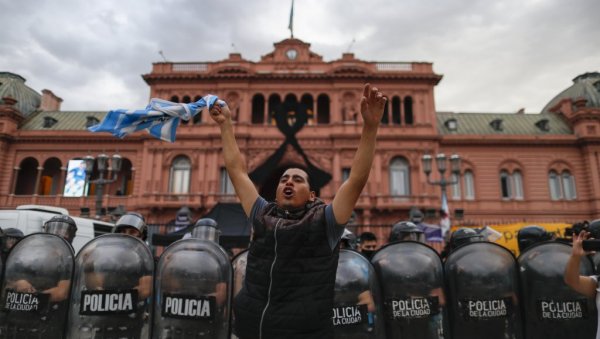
153, 217, 232, 338
517, 225, 553, 253
388, 221, 425, 243
440, 227, 484, 259
1, 233, 74, 338
114, 212, 147, 240
43, 214, 78, 244
1, 228, 24, 263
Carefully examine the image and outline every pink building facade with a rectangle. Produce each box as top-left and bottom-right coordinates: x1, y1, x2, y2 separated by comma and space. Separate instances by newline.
1, 38, 600, 242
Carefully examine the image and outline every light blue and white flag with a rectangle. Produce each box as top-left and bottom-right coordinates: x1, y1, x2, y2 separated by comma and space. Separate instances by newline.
88, 95, 220, 142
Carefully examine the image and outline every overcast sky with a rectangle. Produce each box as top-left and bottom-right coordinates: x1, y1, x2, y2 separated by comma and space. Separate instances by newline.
1, 0, 598, 113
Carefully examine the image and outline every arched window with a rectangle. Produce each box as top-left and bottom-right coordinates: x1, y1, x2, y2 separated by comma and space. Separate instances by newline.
561, 171, 577, 200
169, 156, 191, 194
170, 95, 179, 103
268, 94, 281, 125
450, 173, 461, 200
317, 94, 330, 124
389, 157, 410, 196
404, 96, 413, 125
284, 93, 297, 104
15, 157, 39, 195
40, 157, 62, 195
500, 169, 524, 200
463, 170, 475, 200
301, 94, 314, 125
548, 170, 561, 200
381, 100, 389, 125
182, 95, 191, 104
549, 170, 577, 200
252, 94, 265, 124
391, 96, 401, 125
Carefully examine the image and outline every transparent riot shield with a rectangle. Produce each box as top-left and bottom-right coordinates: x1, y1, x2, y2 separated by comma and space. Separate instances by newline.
371, 241, 448, 339
67, 234, 154, 339
0, 233, 74, 339
518, 241, 597, 338
444, 241, 523, 339
153, 238, 232, 339
332, 249, 385, 339
230, 250, 248, 339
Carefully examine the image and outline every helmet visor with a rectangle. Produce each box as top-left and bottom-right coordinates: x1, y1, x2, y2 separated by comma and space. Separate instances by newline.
45, 221, 75, 242
116, 214, 145, 231
191, 225, 220, 242
399, 232, 426, 243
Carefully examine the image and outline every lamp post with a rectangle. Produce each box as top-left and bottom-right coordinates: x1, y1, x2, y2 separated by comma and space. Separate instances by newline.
421, 153, 461, 233
84, 153, 122, 219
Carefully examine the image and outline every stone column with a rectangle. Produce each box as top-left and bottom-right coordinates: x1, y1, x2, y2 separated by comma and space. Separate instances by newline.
9, 166, 19, 194
33, 166, 43, 195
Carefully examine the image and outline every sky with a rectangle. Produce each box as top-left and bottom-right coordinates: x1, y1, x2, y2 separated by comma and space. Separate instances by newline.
1, 0, 598, 113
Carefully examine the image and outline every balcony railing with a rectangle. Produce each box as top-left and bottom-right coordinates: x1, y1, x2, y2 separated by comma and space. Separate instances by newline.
172, 63, 208, 72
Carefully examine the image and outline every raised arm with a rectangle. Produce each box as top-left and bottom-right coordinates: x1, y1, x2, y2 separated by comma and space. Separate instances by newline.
209, 102, 259, 217
332, 84, 386, 224
564, 231, 597, 298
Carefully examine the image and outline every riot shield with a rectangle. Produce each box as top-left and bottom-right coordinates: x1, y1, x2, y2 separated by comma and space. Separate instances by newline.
444, 241, 523, 339
332, 249, 385, 339
371, 241, 448, 339
230, 250, 248, 339
67, 234, 154, 339
518, 241, 597, 338
153, 238, 232, 339
0, 233, 74, 339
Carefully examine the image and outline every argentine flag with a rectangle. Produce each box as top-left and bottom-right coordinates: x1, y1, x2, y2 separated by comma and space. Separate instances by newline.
88, 95, 221, 142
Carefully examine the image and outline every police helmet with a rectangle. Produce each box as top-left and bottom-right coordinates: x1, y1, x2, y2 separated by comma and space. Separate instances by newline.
389, 221, 425, 243
191, 218, 220, 242
2, 228, 24, 251
449, 227, 484, 250
114, 212, 147, 240
588, 219, 600, 239
340, 229, 357, 250
4, 228, 24, 239
517, 225, 553, 252
44, 215, 78, 244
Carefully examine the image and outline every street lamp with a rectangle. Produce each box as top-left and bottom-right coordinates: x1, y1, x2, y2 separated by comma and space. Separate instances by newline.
84, 153, 122, 218
421, 153, 461, 228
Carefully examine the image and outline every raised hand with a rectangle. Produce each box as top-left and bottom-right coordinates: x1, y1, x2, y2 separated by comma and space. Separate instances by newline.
209, 100, 231, 125
360, 83, 387, 127
572, 230, 592, 257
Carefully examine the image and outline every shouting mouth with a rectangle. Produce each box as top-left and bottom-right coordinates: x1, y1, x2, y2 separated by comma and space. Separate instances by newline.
283, 187, 294, 199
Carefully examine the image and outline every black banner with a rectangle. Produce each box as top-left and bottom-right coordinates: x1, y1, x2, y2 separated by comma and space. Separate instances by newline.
386, 296, 440, 321
332, 304, 368, 327
161, 294, 216, 320
79, 290, 138, 315
536, 299, 588, 321
460, 297, 513, 321
3, 289, 50, 313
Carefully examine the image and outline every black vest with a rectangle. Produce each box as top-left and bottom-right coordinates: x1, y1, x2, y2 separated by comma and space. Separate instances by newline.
234, 200, 340, 339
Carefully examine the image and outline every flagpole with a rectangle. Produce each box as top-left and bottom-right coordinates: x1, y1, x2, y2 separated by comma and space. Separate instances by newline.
288, 0, 294, 38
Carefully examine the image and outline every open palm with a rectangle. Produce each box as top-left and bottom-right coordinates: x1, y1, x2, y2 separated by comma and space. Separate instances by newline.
360, 84, 387, 127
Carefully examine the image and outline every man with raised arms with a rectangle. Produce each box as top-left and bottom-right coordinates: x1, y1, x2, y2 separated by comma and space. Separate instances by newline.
210, 84, 386, 339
